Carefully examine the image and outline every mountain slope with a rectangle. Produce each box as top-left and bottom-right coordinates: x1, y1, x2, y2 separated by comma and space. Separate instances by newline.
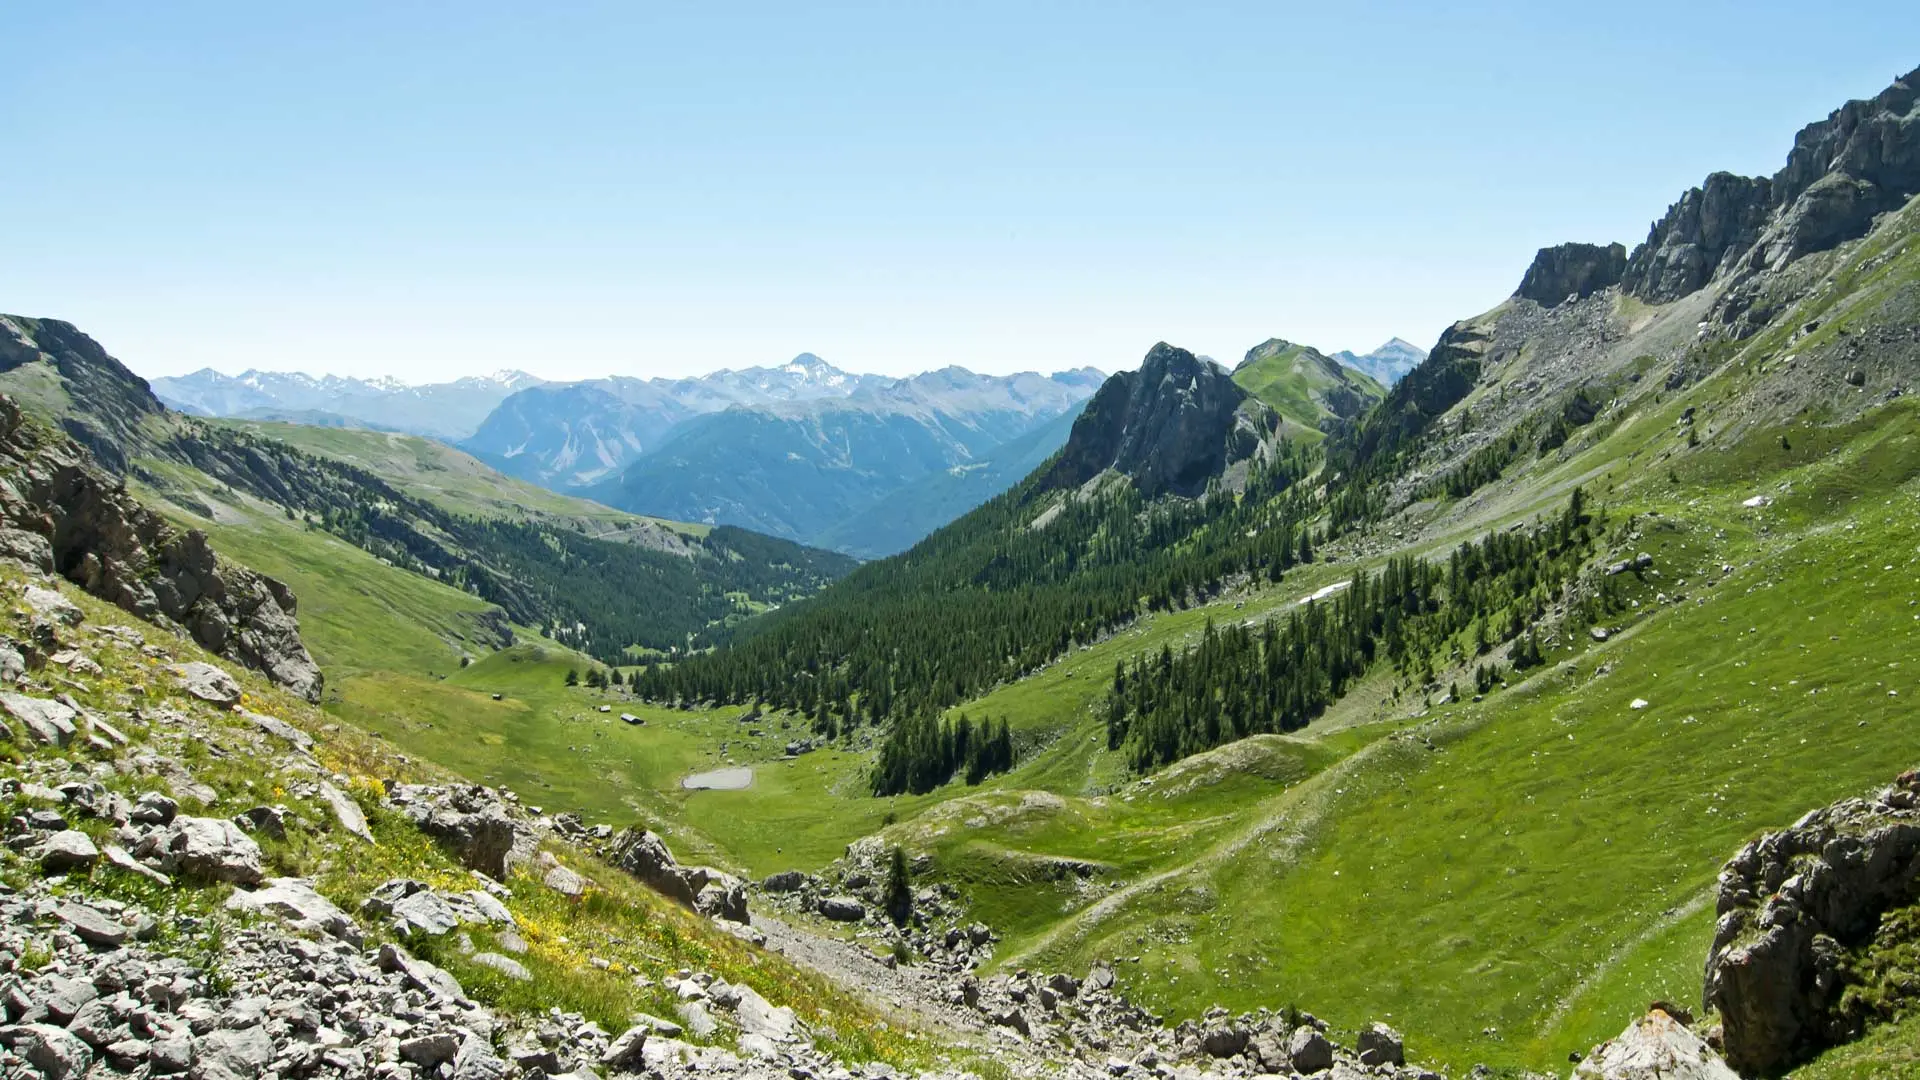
593, 366, 1106, 547
810, 400, 1089, 559
150, 367, 542, 441
0, 316, 857, 663
1231, 337, 1385, 435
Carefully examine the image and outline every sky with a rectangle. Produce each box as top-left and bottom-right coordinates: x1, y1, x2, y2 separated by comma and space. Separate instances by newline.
3, 3, 1916, 384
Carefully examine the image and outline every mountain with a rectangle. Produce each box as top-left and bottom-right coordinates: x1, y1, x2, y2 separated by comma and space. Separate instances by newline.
1330, 336, 1426, 385
0, 315, 856, 664
809, 399, 1089, 558
462, 355, 893, 489
149, 367, 545, 441
587, 365, 1107, 547
1231, 338, 1386, 434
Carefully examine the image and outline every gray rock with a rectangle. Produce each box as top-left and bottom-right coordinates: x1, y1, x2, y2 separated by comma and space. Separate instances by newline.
102, 842, 171, 885
225, 878, 361, 944
0, 692, 78, 747
242, 710, 311, 752
1200, 1025, 1247, 1058
1574, 1009, 1737, 1079
818, 896, 866, 922
400, 1032, 462, 1069
543, 863, 588, 897
733, 984, 797, 1042
377, 942, 467, 1003
603, 1025, 650, 1072
191, 1025, 273, 1080
1515, 242, 1627, 307
231, 804, 286, 839
387, 783, 538, 880
22, 584, 83, 626
762, 869, 809, 892
171, 662, 243, 707
161, 817, 264, 884
53, 900, 127, 947
39, 829, 99, 872
315, 780, 372, 842
1356, 1021, 1404, 1067
472, 952, 531, 981
131, 791, 179, 825
0, 1023, 93, 1080
390, 889, 461, 937
631, 1013, 683, 1037
1288, 1026, 1334, 1074
676, 1001, 718, 1038
1704, 767, 1920, 1074
452, 1034, 509, 1080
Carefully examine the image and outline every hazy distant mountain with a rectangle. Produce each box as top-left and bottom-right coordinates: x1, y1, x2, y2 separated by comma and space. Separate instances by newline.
461, 354, 894, 489
588, 365, 1106, 549
149, 368, 544, 441
1330, 337, 1426, 386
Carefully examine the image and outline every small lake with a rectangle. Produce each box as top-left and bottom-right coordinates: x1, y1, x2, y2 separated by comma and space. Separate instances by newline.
681, 766, 754, 790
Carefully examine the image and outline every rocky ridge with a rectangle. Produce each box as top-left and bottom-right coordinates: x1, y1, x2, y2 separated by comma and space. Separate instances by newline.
1043, 344, 1278, 499
0, 393, 322, 701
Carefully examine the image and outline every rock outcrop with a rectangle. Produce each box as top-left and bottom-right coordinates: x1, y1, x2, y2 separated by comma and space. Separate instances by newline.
1623, 66, 1919, 305
607, 827, 751, 924
0, 391, 322, 700
1702, 767, 1920, 1075
1515, 242, 1627, 307
1573, 1009, 1736, 1079
1042, 343, 1277, 498
385, 782, 544, 880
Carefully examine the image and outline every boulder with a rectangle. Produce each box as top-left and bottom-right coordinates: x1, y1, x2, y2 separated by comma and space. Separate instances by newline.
242, 710, 311, 752
543, 863, 588, 898
472, 952, 531, 981
377, 942, 467, 1003
0, 692, 78, 747
1200, 1024, 1248, 1058
603, 1025, 650, 1072
160, 816, 264, 884
694, 875, 750, 924
1288, 1026, 1335, 1074
130, 791, 178, 825
171, 661, 242, 707
192, 1026, 274, 1080
315, 780, 373, 842
1356, 1021, 1404, 1067
226, 877, 362, 944
0, 1023, 93, 1080
387, 783, 538, 880
38, 829, 99, 872
761, 869, 809, 892
1574, 1009, 1737, 1079
22, 584, 83, 626
733, 985, 797, 1042
818, 896, 866, 922
52, 900, 127, 947
453, 1035, 509, 1080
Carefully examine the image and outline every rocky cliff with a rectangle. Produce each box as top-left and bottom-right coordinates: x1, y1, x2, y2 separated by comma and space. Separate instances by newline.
1515, 242, 1627, 307
0, 394, 322, 700
1042, 343, 1277, 498
1623, 66, 1919, 306
1702, 766, 1920, 1075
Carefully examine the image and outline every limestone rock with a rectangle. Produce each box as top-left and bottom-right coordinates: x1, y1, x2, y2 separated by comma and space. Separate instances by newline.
315, 780, 373, 842
1703, 767, 1920, 1074
1356, 1021, 1404, 1067
225, 878, 361, 944
159, 816, 264, 884
1574, 1009, 1736, 1079
0, 1023, 93, 1080
0, 692, 78, 747
38, 829, 99, 873
1288, 1026, 1335, 1073
172, 662, 242, 707
1515, 242, 1627, 307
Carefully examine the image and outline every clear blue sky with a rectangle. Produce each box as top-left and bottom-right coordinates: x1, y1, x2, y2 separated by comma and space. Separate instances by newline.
3, 3, 1915, 383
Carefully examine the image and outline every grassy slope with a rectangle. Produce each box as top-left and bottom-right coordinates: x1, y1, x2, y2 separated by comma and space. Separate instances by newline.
1231, 339, 1384, 434
218, 419, 707, 538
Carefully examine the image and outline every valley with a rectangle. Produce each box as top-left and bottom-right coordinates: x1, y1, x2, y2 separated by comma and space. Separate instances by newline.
3, 39, 1920, 1080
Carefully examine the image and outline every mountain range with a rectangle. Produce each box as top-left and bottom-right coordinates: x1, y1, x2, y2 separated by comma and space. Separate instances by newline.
1330, 336, 1426, 385
150, 367, 545, 441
